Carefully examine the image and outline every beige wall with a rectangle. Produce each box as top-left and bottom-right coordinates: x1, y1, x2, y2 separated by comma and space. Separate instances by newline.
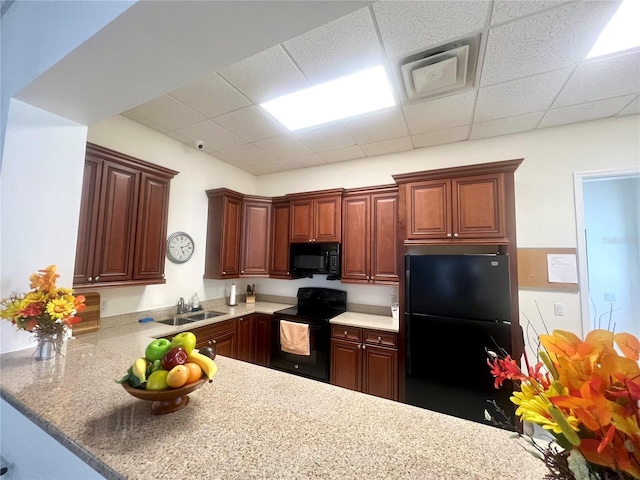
85, 114, 640, 352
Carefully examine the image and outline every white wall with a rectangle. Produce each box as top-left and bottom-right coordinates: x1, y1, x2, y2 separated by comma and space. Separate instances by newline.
0, 99, 88, 353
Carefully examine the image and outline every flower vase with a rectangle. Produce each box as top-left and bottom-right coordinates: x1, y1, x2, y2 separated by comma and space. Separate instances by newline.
35, 334, 57, 361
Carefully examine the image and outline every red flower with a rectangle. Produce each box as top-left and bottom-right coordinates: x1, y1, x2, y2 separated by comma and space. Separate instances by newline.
21, 303, 43, 318
487, 355, 527, 388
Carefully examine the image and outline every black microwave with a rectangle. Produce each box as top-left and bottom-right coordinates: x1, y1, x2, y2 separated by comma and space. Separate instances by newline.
290, 243, 340, 278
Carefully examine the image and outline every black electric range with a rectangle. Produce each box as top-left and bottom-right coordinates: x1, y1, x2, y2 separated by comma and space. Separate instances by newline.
271, 287, 347, 382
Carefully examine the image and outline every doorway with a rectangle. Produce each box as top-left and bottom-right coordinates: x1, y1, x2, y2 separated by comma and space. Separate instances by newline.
575, 168, 640, 338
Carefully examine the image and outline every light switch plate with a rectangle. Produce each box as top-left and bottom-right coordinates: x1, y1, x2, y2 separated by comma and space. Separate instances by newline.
554, 303, 565, 316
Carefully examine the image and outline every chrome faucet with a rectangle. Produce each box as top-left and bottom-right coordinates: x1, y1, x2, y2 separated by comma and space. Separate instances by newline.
177, 297, 185, 314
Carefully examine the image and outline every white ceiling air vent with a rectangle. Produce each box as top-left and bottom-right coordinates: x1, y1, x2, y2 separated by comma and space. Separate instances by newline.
396, 34, 482, 104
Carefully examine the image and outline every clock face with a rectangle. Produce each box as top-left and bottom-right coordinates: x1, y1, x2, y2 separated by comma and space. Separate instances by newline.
166, 232, 194, 263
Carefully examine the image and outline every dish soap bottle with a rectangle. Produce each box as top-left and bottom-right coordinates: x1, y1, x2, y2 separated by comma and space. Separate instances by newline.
192, 292, 200, 311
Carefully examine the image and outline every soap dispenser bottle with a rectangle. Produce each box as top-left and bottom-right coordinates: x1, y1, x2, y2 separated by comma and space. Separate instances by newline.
192, 292, 200, 311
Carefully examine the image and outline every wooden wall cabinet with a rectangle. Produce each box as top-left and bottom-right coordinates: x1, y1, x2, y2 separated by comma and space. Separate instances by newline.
341, 186, 399, 285
204, 189, 243, 279
240, 196, 272, 277
288, 189, 343, 243
270, 197, 291, 279
330, 325, 398, 401
404, 174, 507, 243
73, 143, 177, 289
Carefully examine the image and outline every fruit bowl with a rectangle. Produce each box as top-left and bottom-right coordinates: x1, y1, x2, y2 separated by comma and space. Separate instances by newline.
122, 377, 209, 415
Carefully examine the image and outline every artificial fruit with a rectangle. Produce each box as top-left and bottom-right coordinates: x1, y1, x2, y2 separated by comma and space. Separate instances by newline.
171, 331, 196, 354
187, 351, 218, 380
146, 370, 170, 391
161, 347, 188, 370
145, 338, 172, 362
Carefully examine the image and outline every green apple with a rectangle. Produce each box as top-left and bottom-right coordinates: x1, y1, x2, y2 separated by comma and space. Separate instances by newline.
145, 338, 172, 362
171, 331, 197, 354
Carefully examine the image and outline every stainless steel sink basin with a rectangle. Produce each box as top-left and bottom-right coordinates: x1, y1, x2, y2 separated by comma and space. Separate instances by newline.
185, 311, 225, 321
156, 317, 198, 326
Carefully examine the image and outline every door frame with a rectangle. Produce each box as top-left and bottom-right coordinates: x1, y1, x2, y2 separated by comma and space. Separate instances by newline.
574, 167, 640, 336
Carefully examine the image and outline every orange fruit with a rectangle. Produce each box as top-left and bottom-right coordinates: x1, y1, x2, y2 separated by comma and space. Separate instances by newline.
184, 362, 202, 384
166, 365, 189, 388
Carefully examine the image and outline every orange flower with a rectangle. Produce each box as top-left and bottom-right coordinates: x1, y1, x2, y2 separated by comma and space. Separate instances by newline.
29, 265, 59, 292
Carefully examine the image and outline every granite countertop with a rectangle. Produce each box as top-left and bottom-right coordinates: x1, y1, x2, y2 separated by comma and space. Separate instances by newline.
0, 301, 548, 480
331, 311, 399, 332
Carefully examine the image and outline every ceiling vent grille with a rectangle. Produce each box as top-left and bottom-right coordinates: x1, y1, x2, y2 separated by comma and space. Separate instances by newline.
396, 33, 482, 104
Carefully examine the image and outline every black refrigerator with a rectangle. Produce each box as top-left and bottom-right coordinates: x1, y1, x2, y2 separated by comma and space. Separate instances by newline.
405, 254, 515, 427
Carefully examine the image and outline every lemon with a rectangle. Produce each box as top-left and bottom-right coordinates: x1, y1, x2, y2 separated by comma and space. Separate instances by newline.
146, 369, 169, 390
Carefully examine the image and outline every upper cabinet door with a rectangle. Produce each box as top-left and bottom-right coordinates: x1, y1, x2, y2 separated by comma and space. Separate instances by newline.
134, 173, 170, 281
74, 158, 102, 285
221, 195, 242, 278
452, 174, 505, 239
341, 195, 370, 282
406, 179, 451, 240
241, 198, 271, 276
93, 160, 140, 284
289, 199, 313, 243
270, 200, 290, 278
313, 195, 341, 242
370, 192, 399, 284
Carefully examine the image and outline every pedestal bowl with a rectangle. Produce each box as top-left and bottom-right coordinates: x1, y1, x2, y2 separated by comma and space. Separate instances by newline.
122, 377, 208, 415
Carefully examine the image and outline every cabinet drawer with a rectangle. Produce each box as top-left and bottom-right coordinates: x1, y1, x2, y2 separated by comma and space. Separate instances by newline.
331, 325, 362, 342
193, 318, 236, 339
363, 329, 397, 348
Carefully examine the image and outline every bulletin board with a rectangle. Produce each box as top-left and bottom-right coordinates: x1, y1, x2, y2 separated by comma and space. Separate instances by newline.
517, 248, 579, 291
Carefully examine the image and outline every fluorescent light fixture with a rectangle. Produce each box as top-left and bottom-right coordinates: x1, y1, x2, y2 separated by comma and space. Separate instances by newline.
261, 65, 396, 131
586, 0, 640, 59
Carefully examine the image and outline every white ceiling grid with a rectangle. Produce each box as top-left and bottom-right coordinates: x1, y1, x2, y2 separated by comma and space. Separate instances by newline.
121, 0, 639, 175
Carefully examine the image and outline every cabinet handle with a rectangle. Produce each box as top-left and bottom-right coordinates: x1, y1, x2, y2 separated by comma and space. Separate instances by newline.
453, 233, 459, 237
88, 277, 92, 282
447, 233, 452, 237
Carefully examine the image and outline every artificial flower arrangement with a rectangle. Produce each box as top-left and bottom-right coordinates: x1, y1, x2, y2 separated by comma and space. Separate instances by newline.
487, 328, 640, 479
0, 265, 86, 344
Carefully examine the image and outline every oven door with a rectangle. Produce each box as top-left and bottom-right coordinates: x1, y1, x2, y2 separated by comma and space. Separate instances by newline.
270, 316, 330, 382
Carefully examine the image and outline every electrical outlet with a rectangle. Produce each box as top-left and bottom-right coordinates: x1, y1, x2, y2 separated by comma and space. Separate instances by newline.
100, 299, 108, 313
554, 303, 565, 316
604, 292, 617, 302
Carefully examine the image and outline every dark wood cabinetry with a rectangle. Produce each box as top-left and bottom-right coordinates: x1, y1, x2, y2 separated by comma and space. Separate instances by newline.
341, 186, 399, 285
192, 319, 238, 359
330, 325, 398, 401
254, 313, 271, 367
74, 143, 176, 289
270, 197, 290, 279
241, 196, 272, 277
288, 189, 343, 243
237, 315, 254, 363
204, 189, 243, 279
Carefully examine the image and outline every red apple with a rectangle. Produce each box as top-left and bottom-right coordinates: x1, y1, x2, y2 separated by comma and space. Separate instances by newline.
161, 347, 188, 370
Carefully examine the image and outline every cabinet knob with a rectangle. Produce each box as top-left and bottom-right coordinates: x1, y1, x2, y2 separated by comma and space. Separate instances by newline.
453, 233, 459, 237
162, 274, 166, 279
287, 272, 290, 275
241, 270, 244, 274
88, 277, 92, 282
344, 331, 348, 337
362, 345, 366, 350
447, 233, 452, 238
357, 344, 361, 349
377, 336, 382, 342
240, 317, 243, 321
95, 276, 100, 281
212, 339, 217, 344
294, 364, 299, 369
222, 271, 226, 275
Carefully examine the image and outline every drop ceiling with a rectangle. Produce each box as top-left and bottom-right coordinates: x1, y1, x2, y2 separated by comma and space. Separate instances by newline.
122, 0, 640, 176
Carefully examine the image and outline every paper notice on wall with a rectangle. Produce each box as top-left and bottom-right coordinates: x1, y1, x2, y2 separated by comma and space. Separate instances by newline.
547, 254, 578, 283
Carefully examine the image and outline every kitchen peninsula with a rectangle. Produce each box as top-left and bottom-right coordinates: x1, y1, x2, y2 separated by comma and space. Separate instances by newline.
0, 303, 548, 480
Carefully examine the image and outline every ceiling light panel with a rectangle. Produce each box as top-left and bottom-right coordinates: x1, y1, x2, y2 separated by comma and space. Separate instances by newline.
586, 0, 640, 59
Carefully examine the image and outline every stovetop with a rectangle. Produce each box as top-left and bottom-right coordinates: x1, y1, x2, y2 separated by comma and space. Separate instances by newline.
274, 287, 347, 323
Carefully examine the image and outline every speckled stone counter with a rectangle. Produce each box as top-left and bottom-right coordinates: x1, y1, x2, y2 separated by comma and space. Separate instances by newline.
0, 302, 548, 480
331, 311, 399, 332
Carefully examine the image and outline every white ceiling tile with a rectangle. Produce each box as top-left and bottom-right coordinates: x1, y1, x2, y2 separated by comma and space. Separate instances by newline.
553, 51, 640, 107
294, 124, 355, 152
284, 8, 382, 82
244, 161, 290, 176
373, 1, 491, 59
360, 136, 414, 157
214, 105, 288, 143
126, 94, 206, 131
403, 90, 477, 135
481, 1, 619, 86
253, 135, 312, 159
319, 145, 366, 163
618, 96, 640, 116
539, 95, 637, 128
471, 112, 544, 139
490, 1, 572, 26
167, 73, 251, 118
412, 125, 469, 148
283, 154, 326, 169
218, 45, 309, 104
342, 107, 409, 144
120, 111, 170, 133
474, 68, 572, 122
214, 143, 277, 167
173, 120, 246, 151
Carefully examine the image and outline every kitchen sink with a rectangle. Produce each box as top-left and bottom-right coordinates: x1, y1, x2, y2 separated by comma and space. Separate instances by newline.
156, 317, 198, 326
185, 311, 225, 321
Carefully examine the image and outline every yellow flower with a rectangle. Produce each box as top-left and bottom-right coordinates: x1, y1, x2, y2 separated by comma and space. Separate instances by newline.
45, 297, 75, 320
0, 299, 23, 321
512, 380, 580, 435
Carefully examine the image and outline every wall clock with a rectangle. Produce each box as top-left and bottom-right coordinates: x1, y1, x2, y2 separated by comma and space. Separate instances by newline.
166, 231, 195, 263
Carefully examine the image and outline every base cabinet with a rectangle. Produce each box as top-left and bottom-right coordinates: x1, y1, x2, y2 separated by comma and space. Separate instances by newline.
330, 325, 398, 401
237, 315, 254, 363
254, 313, 271, 367
192, 319, 238, 359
